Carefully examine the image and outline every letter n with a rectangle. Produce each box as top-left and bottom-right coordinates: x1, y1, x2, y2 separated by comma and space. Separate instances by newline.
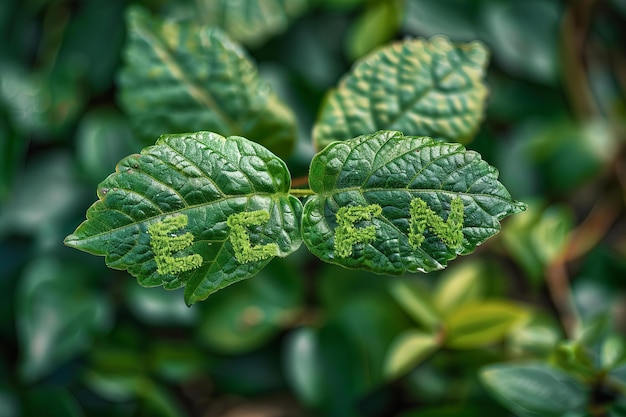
408, 196, 464, 249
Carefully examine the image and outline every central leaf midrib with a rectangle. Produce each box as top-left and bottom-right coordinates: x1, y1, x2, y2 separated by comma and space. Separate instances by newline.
75, 192, 289, 243
383, 47, 467, 130
136, 19, 238, 134
317, 187, 514, 205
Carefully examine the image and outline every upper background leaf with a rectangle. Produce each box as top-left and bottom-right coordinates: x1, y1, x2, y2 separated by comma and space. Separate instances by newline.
118, 6, 296, 157
65, 132, 302, 305
302, 130, 525, 275
313, 36, 489, 150
194, 0, 309, 48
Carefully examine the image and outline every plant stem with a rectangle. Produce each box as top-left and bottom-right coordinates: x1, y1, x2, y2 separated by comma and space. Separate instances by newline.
546, 196, 620, 338
289, 188, 315, 197
560, 0, 600, 120
291, 175, 310, 188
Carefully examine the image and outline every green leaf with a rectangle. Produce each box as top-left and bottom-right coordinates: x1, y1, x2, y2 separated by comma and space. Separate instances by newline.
16, 256, 112, 382
302, 130, 525, 275
481, 0, 560, 84
64, 132, 303, 305
283, 326, 325, 407
345, 0, 402, 60
313, 36, 489, 150
75, 107, 140, 183
118, 6, 296, 157
195, 0, 309, 48
506, 315, 561, 357
500, 201, 574, 285
602, 334, 626, 370
402, 0, 478, 41
389, 279, 441, 331
125, 284, 198, 327
432, 259, 486, 315
480, 363, 588, 417
384, 329, 439, 379
196, 259, 303, 353
444, 301, 530, 349
0, 62, 86, 139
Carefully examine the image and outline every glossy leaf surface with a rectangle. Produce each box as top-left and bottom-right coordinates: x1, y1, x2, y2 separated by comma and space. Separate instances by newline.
302, 130, 526, 274
118, 6, 296, 156
480, 363, 588, 417
313, 35, 489, 150
65, 132, 302, 305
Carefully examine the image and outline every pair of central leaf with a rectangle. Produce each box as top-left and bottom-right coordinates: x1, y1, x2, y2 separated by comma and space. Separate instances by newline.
64, 130, 525, 305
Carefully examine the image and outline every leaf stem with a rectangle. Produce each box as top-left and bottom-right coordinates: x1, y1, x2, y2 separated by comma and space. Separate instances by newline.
289, 188, 315, 197
291, 175, 310, 188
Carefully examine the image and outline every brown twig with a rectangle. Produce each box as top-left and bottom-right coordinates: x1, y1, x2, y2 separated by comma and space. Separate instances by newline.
559, 0, 601, 120
545, 0, 604, 338
290, 175, 310, 188
546, 196, 621, 338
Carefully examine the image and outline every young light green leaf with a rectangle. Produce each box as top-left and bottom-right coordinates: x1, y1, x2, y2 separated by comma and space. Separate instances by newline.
433, 259, 486, 315
444, 301, 530, 349
64, 132, 302, 305
345, 0, 402, 60
480, 363, 588, 417
389, 280, 441, 331
384, 329, 439, 379
302, 130, 526, 275
313, 35, 489, 150
195, 0, 308, 48
118, 6, 296, 157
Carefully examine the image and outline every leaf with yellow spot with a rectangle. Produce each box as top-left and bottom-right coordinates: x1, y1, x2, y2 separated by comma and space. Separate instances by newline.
118, 6, 296, 157
195, 0, 308, 48
313, 35, 489, 150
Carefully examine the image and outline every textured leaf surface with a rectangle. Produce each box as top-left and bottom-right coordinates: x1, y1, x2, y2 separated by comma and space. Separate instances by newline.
480, 363, 588, 417
313, 35, 489, 150
302, 130, 525, 274
196, 0, 308, 47
65, 132, 302, 305
118, 6, 296, 157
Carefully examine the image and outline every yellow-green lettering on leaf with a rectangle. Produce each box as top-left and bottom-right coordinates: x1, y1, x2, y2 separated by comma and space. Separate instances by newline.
227, 210, 278, 263
409, 197, 464, 249
334, 204, 382, 258
148, 214, 203, 275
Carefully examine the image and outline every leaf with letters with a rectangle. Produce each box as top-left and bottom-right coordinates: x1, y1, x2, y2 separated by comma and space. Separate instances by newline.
64, 132, 302, 305
302, 130, 525, 274
118, 6, 296, 157
313, 35, 489, 150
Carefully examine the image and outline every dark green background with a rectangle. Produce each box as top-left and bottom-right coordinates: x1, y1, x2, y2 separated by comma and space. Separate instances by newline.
1, 0, 625, 416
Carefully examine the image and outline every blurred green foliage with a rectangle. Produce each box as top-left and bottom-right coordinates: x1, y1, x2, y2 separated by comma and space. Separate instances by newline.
1, 0, 625, 416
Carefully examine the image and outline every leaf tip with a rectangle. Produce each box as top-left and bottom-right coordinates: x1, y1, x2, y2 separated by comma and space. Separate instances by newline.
514, 200, 528, 214
63, 234, 80, 248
